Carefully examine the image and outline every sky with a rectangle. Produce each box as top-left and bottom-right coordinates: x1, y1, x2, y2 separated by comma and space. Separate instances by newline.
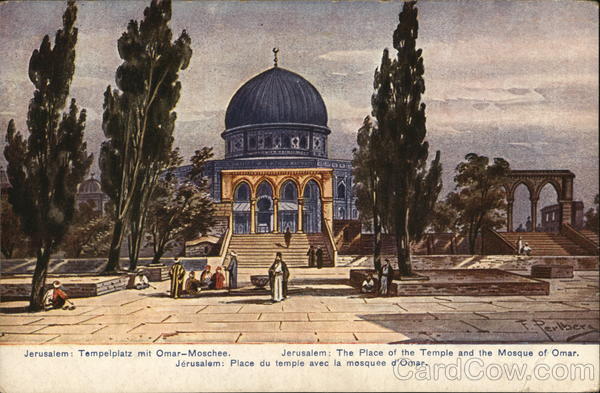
0, 0, 598, 226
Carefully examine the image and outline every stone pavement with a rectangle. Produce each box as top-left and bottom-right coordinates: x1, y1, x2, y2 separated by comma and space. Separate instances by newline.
0, 268, 598, 344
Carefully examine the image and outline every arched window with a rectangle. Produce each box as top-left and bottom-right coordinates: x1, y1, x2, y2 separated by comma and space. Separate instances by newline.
337, 182, 346, 199
235, 182, 250, 201
282, 182, 297, 201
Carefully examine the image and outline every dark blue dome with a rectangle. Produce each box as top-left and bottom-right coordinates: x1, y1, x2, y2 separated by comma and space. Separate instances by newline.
225, 67, 328, 130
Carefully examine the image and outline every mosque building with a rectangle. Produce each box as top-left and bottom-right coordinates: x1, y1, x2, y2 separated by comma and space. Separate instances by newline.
179, 51, 357, 247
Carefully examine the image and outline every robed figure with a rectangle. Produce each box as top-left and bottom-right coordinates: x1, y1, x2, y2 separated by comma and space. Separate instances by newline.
378, 259, 394, 296
316, 247, 324, 269
226, 250, 238, 289
213, 267, 226, 289
43, 281, 70, 310
268, 252, 290, 302
306, 246, 316, 268
169, 260, 186, 299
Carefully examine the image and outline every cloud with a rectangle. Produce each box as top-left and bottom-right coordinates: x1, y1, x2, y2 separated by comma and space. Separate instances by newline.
318, 49, 381, 63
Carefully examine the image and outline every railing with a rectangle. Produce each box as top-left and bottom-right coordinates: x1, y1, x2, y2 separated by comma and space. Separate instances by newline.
214, 225, 233, 265
322, 219, 338, 266
481, 227, 517, 255
560, 223, 599, 255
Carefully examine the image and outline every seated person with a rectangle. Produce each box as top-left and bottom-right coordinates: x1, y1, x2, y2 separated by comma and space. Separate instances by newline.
184, 271, 201, 295
212, 266, 226, 289
43, 281, 71, 310
133, 271, 150, 290
522, 242, 532, 256
200, 265, 213, 289
361, 274, 376, 293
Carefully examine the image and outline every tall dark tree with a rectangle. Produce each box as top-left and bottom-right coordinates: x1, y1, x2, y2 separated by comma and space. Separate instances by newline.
1, 197, 28, 258
369, 1, 441, 276
3, 0, 92, 311
352, 116, 384, 271
446, 153, 510, 253
100, 0, 192, 272
145, 148, 215, 264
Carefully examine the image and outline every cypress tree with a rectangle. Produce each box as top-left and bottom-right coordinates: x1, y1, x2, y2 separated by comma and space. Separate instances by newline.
3, 0, 92, 310
100, 0, 192, 272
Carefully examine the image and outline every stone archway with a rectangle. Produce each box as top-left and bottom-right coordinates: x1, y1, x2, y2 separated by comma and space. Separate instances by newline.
504, 170, 574, 232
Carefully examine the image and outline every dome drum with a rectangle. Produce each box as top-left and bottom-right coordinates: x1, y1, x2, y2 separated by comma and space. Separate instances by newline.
223, 123, 329, 159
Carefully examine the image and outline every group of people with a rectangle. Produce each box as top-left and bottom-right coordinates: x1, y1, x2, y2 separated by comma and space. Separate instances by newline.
306, 245, 325, 268
168, 251, 239, 299
361, 258, 395, 296
515, 236, 533, 256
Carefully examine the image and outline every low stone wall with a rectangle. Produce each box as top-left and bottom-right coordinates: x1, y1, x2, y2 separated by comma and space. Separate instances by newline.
0, 275, 129, 300
349, 269, 550, 297
0, 257, 207, 277
340, 255, 599, 271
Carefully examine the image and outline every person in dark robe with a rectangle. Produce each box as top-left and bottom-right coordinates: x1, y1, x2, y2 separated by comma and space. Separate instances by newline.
284, 227, 292, 248
525, 216, 532, 232
184, 271, 201, 296
316, 246, 324, 269
213, 266, 226, 289
200, 265, 213, 289
226, 250, 238, 289
268, 252, 290, 302
379, 259, 392, 296
43, 281, 72, 310
306, 245, 316, 268
169, 260, 186, 299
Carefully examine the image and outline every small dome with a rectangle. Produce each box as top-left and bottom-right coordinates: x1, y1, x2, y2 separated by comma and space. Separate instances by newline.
78, 177, 101, 194
225, 67, 328, 130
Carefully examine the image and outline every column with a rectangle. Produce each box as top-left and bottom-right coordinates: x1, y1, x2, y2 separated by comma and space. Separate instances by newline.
273, 197, 279, 233
559, 200, 572, 225
530, 198, 538, 232
250, 198, 256, 234
297, 198, 304, 233
506, 198, 514, 232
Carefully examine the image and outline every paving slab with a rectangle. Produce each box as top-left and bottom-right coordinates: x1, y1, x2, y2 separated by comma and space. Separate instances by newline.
353, 332, 414, 343
237, 304, 285, 313
316, 332, 358, 343
33, 324, 104, 335
562, 301, 599, 311
393, 302, 456, 313
157, 332, 241, 343
198, 305, 244, 314
479, 310, 600, 320
258, 312, 309, 321
281, 321, 397, 333
28, 315, 100, 325
491, 301, 588, 312
425, 331, 556, 343
0, 316, 45, 326
237, 332, 318, 343
0, 333, 59, 344
0, 325, 48, 334
428, 312, 488, 320
325, 303, 404, 313
306, 312, 361, 321
168, 313, 261, 323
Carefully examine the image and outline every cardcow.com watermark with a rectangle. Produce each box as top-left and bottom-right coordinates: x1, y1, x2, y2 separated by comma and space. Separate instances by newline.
392, 357, 596, 382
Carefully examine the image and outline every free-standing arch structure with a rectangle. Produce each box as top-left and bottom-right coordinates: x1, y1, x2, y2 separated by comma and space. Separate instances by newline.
504, 170, 574, 232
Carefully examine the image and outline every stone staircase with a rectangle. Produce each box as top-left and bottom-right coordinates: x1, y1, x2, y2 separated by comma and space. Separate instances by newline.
498, 232, 588, 256
580, 229, 599, 246
227, 233, 332, 268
